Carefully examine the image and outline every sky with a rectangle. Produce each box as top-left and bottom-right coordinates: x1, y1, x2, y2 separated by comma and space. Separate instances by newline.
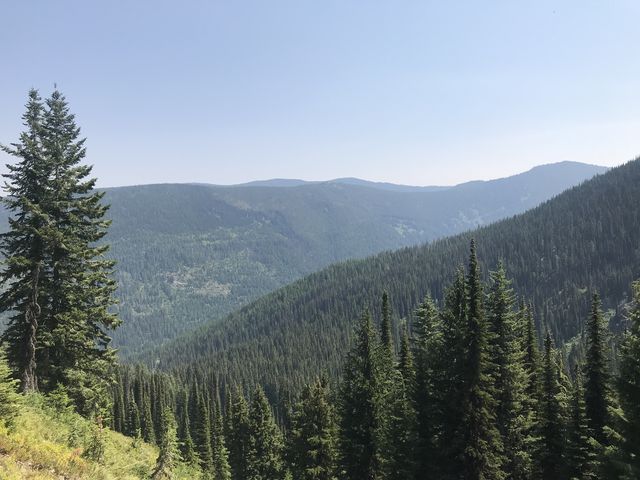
1, 1, 639, 188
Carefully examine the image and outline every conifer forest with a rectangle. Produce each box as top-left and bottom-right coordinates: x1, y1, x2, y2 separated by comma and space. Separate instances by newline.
2, 4, 640, 478
0, 87, 638, 479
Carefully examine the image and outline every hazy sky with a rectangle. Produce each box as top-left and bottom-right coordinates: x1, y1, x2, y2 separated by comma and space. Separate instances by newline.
1, 1, 639, 187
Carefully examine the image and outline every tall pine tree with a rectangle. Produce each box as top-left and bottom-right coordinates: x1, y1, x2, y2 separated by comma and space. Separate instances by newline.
617, 280, 640, 478
289, 377, 338, 480
0, 89, 119, 415
211, 398, 232, 480
338, 310, 381, 480
566, 366, 598, 480
460, 240, 505, 480
0, 89, 48, 392
41, 90, 119, 415
584, 293, 612, 446
246, 386, 284, 480
227, 386, 250, 480
411, 294, 443, 478
487, 263, 532, 479
536, 331, 567, 480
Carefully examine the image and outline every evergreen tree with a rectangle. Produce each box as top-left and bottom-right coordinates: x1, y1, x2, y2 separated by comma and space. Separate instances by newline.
192, 386, 214, 471
338, 311, 381, 480
151, 407, 180, 480
211, 399, 232, 480
536, 331, 567, 479
380, 291, 393, 357
126, 398, 141, 438
411, 294, 443, 478
0, 347, 21, 429
289, 378, 338, 480
112, 382, 125, 433
380, 369, 417, 480
0, 89, 119, 414
41, 90, 119, 415
0, 89, 48, 392
522, 303, 541, 418
438, 268, 468, 478
460, 240, 505, 480
566, 366, 598, 480
397, 324, 415, 389
617, 280, 640, 478
246, 386, 284, 480
376, 292, 399, 478
140, 392, 156, 445
584, 293, 612, 446
487, 263, 532, 479
177, 389, 197, 465
227, 387, 250, 480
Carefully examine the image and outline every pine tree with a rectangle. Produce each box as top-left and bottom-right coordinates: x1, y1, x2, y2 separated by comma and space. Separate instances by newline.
438, 268, 468, 478
338, 310, 381, 480
0, 89, 119, 413
522, 303, 541, 418
380, 291, 393, 357
151, 407, 180, 480
177, 389, 197, 465
289, 378, 338, 480
126, 398, 141, 438
211, 399, 232, 480
376, 292, 399, 478
246, 386, 284, 480
0, 89, 48, 393
584, 293, 612, 446
41, 90, 119, 415
114, 385, 126, 433
487, 263, 532, 479
411, 294, 443, 478
380, 369, 417, 480
536, 331, 567, 479
0, 347, 21, 429
617, 280, 640, 478
460, 240, 505, 480
192, 386, 214, 471
566, 366, 598, 480
227, 387, 250, 480
142, 392, 157, 445
397, 324, 415, 389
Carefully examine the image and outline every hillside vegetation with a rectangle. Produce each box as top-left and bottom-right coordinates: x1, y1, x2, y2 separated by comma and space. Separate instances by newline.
141, 158, 640, 395
101, 161, 604, 355
0, 394, 200, 479
0, 161, 602, 356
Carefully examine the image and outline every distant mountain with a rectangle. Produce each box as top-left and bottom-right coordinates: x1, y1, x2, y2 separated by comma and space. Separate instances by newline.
0, 161, 606, 356
239, 177, 448, 192
139, 158, 639, 398
239, 178, 312, 187
239, 163, 609, 194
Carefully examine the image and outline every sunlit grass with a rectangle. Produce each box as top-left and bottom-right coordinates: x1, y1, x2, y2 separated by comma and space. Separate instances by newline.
0, 394, 201, 479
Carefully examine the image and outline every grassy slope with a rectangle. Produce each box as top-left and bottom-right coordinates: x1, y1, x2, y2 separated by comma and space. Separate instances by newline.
0, 395, 200, 480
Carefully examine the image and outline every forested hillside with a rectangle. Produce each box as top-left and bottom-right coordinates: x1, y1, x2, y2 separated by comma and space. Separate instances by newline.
99, 161, 605, 355
141, 158, 640, 396
0, 160, 597, 356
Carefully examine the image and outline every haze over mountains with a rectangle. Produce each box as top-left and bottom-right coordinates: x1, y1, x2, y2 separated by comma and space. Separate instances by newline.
0, 161, 605, 356
102, 161, 603, 355
140, 158, 640, 398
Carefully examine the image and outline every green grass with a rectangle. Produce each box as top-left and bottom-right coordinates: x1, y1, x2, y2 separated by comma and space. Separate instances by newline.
0, 394, 202, 479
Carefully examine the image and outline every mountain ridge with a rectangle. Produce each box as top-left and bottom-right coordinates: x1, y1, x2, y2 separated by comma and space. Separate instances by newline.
136, 158, 639, 397
0, 161, 607, 356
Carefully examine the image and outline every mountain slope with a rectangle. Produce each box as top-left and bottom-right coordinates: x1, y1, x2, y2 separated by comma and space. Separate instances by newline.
104, 161, 604, 355
140, 158, 639, 396
0, 161, 604, 355
0, 395, 201, 479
